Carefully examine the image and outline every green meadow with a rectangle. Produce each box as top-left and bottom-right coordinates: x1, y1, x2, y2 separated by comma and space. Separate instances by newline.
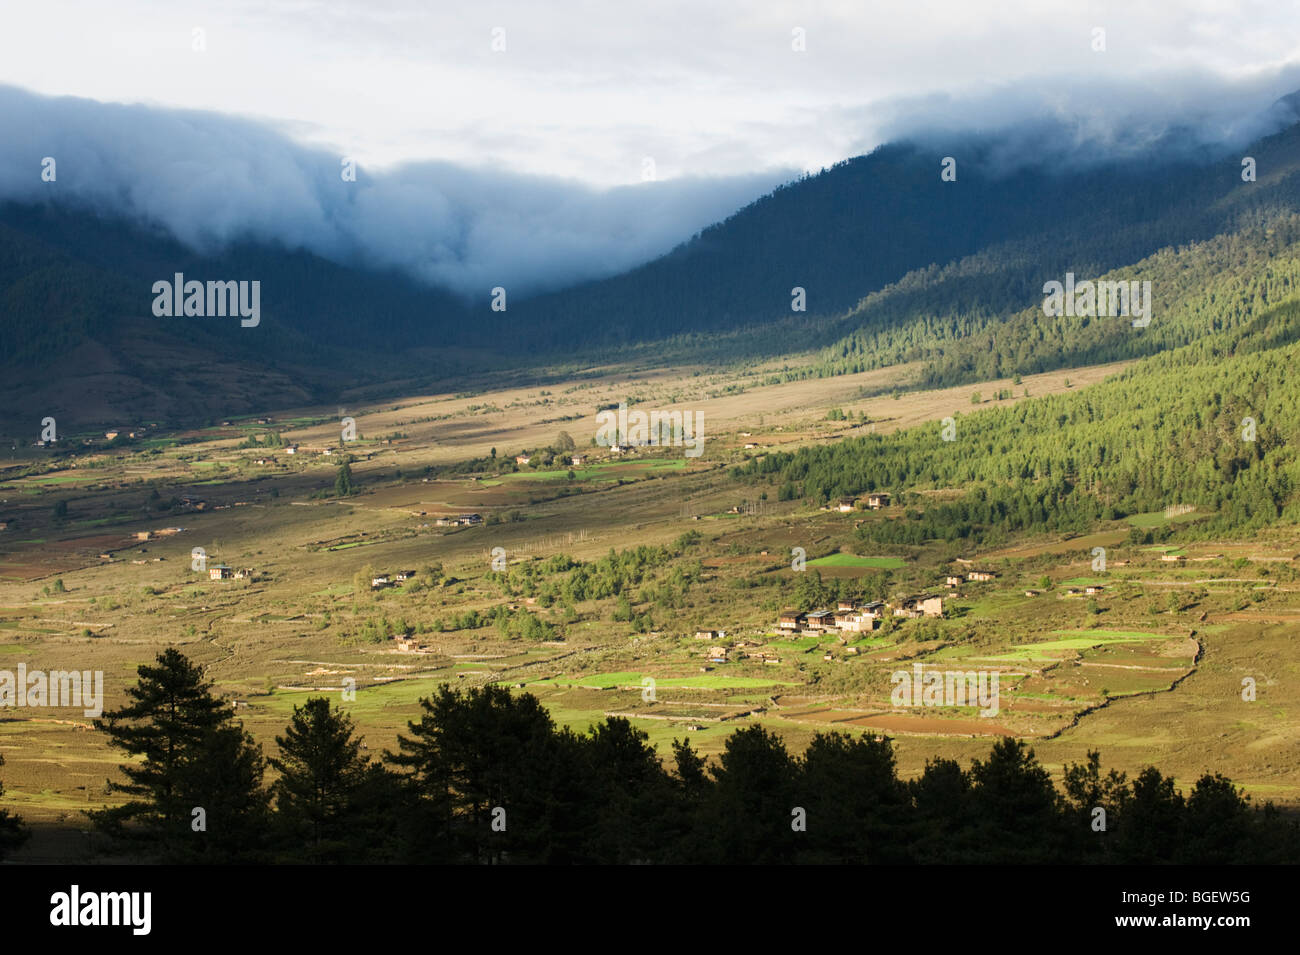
807, 553, 906, 569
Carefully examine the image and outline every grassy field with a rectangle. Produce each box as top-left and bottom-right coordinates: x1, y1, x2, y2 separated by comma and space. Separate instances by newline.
481, 460, 686, 485
3, 351, 1300, 861
807, 554, 906, 569
977, 631, 1180, 662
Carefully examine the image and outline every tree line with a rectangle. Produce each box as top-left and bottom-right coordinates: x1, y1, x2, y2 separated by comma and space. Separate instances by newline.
2, 648, 1295, 864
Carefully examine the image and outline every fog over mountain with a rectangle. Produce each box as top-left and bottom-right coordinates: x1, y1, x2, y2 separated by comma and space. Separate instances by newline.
0, 85, 793, 298
3, 70, 1300, 301
866, 68, 1300, 172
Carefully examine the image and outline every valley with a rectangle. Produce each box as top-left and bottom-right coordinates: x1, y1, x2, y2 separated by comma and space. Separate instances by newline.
3, 349, 1297, 861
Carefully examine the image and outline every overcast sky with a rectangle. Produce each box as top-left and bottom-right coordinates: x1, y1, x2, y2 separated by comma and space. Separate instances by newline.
1, 2, 1298, 295
4, 0, 1299, 184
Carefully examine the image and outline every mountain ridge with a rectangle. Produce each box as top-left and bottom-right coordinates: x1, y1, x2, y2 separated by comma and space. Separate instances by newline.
4, 106, 1300, 428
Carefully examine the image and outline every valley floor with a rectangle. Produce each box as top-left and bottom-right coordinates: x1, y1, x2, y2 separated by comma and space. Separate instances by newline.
3, 353, 1297, 862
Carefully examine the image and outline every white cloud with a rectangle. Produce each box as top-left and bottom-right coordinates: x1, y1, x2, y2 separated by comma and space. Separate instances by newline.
0, 85, 791, 296
1, 3, 1298, 296
1, 1, 1297, 184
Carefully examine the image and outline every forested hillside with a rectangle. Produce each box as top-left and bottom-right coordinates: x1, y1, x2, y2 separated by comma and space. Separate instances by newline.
789, 208, 1300, 392
0, 204, 477, 427
503, 116, 1300, 348
734, 292, 1300, 545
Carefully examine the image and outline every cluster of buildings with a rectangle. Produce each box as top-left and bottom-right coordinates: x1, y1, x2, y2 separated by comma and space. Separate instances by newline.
282, 443, 382, 458
133, 527, 184, 542
515, 453, 587, 467
33, 425, 152, 448
695, 635, 782, 666
1066, 584, 1106, 596
777, 594, 943, 634
774, 568, 1008, 634
829, 492, 891, 513
209, 565, 256, 580
434, 513, 483, 527
371, 570, 416, 590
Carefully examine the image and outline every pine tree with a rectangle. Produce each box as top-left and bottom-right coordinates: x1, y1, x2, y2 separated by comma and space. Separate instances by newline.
386, 685, 561, 863
91, 648, 266, 861
175, 723, 270, 863
702, 725, 799, 864
334, 459, 355, 496
270, 697, 372, 863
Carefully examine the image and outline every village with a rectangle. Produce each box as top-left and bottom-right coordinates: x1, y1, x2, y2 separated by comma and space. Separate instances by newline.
675, 565, 1020, 668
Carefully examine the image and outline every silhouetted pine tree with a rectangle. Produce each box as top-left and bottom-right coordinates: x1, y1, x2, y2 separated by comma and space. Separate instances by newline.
91, 648, 267, 862
270, 697, 377, 863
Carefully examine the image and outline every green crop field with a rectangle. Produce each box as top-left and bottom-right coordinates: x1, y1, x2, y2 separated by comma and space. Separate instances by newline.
807, 554, 906, 568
